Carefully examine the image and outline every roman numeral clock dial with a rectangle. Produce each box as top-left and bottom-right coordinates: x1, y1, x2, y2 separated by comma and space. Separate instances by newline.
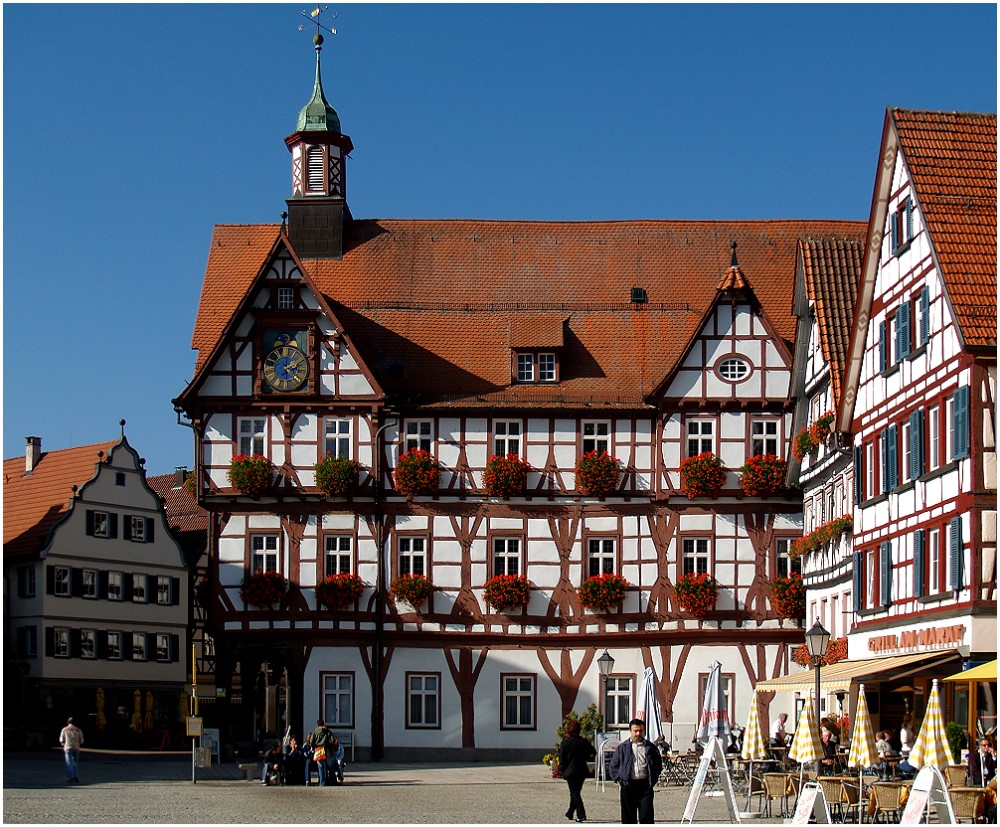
263, 333, 309, 392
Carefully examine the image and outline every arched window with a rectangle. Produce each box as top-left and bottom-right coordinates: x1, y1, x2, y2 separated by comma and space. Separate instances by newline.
306, 146, 325, 193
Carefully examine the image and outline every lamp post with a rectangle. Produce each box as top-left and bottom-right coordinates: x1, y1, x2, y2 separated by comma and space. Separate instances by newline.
804, 620, 831, 732
597, 650, 615, 728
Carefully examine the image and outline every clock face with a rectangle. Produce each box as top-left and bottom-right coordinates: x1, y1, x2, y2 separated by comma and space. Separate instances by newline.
263, 344, 308, 391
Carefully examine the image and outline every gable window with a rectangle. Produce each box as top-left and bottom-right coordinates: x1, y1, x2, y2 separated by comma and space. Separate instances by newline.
17, 626, 38, 659
107, 572, 123, 601
775, 537, 800, 578
605, 675, 633, 728
582, 421, 611, 454
718, 356, 751, 382
238, 417, 266, 456
686, 418, 714, 457
82, 570, 98, 599
18, 565, 36, 598
53, 566, 70, 597
132, 573, 147, 604
406, 673, 441, 729
493, 537, 522, 577
587, 538, 616, 577
115, 472, 126, 486
324, 418, 352, 459
88, 510, 112, 538
501, 674, 536, 729
156, 576, 173, 606
80, 630, 98, 660
128, 515, 152, 543
132, 632, 147, 662
106, 631, 122, 660
682, 537, 711, 576
322, 672, 354, 727
325, 535, 353, 576
404, 420, 433, 453
890, 196, 914, 254
53, 627, 70, 658
493, 420, 522, 456
252, 535, 280, 574
751, 418, 779, 457
398, 537, 426, 577
914, 286, 930, 347
277, 286, 295, 310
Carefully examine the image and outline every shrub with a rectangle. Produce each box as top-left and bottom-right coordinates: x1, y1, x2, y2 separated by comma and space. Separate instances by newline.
228, 454, 274, 498
770, 572, 806, 620
946, 722, 969, 764
240, 571, 288, 608
316, 573, 365, 610
679, 452, 727, 499
483, 574, 531, 611
674, 572, 718, 619
577, 573, 629, 612
575, 451, 621, 497
389, 574, 434, 608
315, 454, 361, 497
739, 454, 787, 497
393, 449, 440, 500
483, 454, 531, 498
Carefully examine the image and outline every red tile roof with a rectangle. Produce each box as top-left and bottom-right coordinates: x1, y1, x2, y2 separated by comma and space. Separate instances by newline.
892, 109, 997, 349
190, 219, 867, 407
147, 472, 209, 566
3, 441, 116, 559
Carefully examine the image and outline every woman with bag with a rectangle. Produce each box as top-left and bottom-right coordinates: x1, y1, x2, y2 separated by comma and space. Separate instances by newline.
308, 720, 333, 786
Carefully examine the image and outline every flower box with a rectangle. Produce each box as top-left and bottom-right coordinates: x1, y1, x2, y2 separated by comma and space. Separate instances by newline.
315, 454, 361, 497
389, 574, 434, 609
228, 454, 274, 498
809, 411, 835, 445
316, 573, 365, 610
790, 514, 853, 559
240, 571, 288, 609
770, 572, 806, 620
483, 574, 531, 612
674, 572, 718, 619
792, 428, 818, 462
739, 454, 787, 497
393, 449, 441, 500
577, 573, 629, 612
679, 452, 727, 499
793, 636, 848, 668
575, 451, 621, 497
483, 454, 531, 498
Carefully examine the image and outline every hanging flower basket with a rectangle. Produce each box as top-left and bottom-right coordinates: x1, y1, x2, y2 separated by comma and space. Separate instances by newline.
791, 428, 818, 462
575, 450, 621, 497
389, 574, 434, 609
483, 454, 531, 498
793, 636, 848, 668
790, 514, 853, 559
577, 573, 629, 612
315, 454, 361, 497
240, 571, 288, 608
674, 572, 718, 619
393, 449, 441, 500
316, 573, 365, 610
483, 574, 531, 612
770, 572, 806, 620
739, 454, 787, 497
228, 454, 274, 498
679, 452, 727, 499
809, 411, 835, 445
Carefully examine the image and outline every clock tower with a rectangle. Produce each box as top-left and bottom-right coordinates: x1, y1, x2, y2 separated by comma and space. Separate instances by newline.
284, 33, 354, 260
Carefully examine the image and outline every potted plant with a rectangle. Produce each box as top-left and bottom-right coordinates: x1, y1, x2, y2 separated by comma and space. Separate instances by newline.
393, 448, 441, 500
389, 574, 434, 609
315, 454, 361, 497
240, 570, 288, 609
316, 572, 365, 610
739, 454, 787, 497
770, 572, 806, 620
541, 753, 560, 778
679, 452, 727, 499
577, 573, 629, 612
228, 454, 274, 498
483, 574, 531, 612
674, 572, 718, 619
575, 450, 621, 497
791, 428, 818, 462
483, 454, 531, 498
809, 411, 835, 445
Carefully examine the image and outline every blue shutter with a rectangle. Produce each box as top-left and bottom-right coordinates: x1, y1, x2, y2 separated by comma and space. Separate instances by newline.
854, 445, 864, 505
913, 530, 926, 598
880, 542, 892, 606
910, 409, 925, 479
953, 386, 970, 459
949, 517, 963, 592
879, 322, 887, 373
890, 211, 900, 252
897, 303, 911, 360
852, 552, 863, 612
905, 197, 914, 241
886, 425, 898, 490
919, 286, 930, 344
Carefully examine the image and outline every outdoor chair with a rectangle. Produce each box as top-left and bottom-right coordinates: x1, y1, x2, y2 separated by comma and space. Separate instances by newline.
950, 787, 987, 823
763, 772, 790, 817
870, 781, 902, 823
818, 776, 848, 822
946, 765, 971, 787
840, 779, 864, 823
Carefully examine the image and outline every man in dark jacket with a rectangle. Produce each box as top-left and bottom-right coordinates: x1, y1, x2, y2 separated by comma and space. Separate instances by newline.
559, 719, 597, 822
609, 719, 662, 824
307, 720, 334, 786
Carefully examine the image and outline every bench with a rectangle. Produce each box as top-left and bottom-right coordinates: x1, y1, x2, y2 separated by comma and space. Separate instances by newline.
335, 732, 354, 762
238, 762, 259, 782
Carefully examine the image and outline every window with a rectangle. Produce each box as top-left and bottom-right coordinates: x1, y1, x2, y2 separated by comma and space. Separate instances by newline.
132, 632, 147, 661
53, 566, 70, 597
582, 421, 611, 454
865, 548, 879, 610
398, 537, 426, 577
54, 627, 70, 658
928, 406, 941, 471
404, 420, 433, 453
493, 537, 521, 577
18, 565, 36, 598
406, 673, 441, 729
516, 353, 557, 383
322, 672, 354, 727
306, 145, 325, 192
82, 570, 97, 599
751, 419, 779, 457
108, 572, 123, 601
80, 630, 97, 659
538, 353, 556, 382
501, 674, 536, 729
494, 420, 522, 456
587, 538, 616, 577
775, 538, 800, 578
324, 418, 352, 459
928, 528, 942, 594
156, 634, 172, 663
277, 286, 295, 309
238, 417, 266, 456
17, 626, 37, 658
718, 357, 751, 382
682, 537, 710, 576
686, 419, 714, 457
890, 197, 914, 254
252, 535, 280, 573
865, 442, 876, 499
132, 573, 147, 603
901, 421, 912, 483
605, 676, 633, 728
325, 535, 353, 576
156, 576, 173, 605
698, 672, 734, 730
128, 516, 149, 543
880, 425, 898, 492
115, 472, 126, 486
90, 511, 111, 538
517, 353, 534, 382
107, 631, 122, 660
915, 286, 930, 347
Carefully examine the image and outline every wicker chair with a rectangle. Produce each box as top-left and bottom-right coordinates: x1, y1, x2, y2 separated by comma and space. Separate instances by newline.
950, 787, 986, 823
763, 772, 790, 818
817, 777, 846, 821
840, 778, 864, 824
946, 764, 971, 787
870, 781, 903, 823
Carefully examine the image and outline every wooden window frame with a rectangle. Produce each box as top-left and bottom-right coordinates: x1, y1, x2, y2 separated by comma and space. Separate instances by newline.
493, 419, 523, 457
500, 673, 537, 731
774, 536, 800, 579
403, 420, 434, 454
581, 420, 611, 455
107, 571, 123, 601
405, 671, 442, 730
323, 417, 353, 460
53, 627, 70, 658
237, 416, 267, 457
132, 573, 148, 604
324, 534, 354, 577
491, 535, 523, 578
250, 533, 281, 575
604, 674, 635, 729
685, 417, 716, 458
681, 536, 712, 577
80, 629, 98, 660
106, 630, 123, 660
320, 671, 355, 729
750, 417, 780, 457
397, 534, 429, 578
585, 535, 618, 578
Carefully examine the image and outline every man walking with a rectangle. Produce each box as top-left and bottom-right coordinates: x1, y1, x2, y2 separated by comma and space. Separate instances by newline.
307, 719, 334, 786
59, 717, 84, 783
609, 719, 662, 824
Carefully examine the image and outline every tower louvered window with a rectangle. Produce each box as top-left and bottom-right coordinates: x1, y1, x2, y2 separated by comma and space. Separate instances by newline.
306, 146, 325, 193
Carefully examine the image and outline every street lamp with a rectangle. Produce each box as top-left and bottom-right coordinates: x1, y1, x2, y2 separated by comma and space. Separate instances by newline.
597, 650, 615, 727
804, 620, 831, 730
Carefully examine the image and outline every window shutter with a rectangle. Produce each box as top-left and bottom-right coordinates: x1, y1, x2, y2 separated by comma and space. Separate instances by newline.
890, 211, 899, 251
170, 633, 180, 662
949, 517, 963, 592
124, 575, 133, 602
146, 518, 155, 543
46, 566, 56, 595
123, 633, 133, 661
953, 386, 970, 459
878, 321, 887, 373
854, 445, 864, 505
71, 567, 83, 597
910, 409, 925, 479
852, 552, 863, 612
108, 513, 118, 539
16, 627, 26, 657
171, 577, 181, 606
913, 530, 926, 599
897, 304, 911, 360
45, 627, 55, 657
905, 197, 914, 240
919, 286, 930, 344
880, 542, 892, 606
85, 510, 95, 537
98, 631, 109, 660
886, 425, 898, 490
98, 570, 109, 600
70, 629, 82, 659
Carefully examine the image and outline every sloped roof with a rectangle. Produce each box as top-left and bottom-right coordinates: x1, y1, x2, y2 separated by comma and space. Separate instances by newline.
147, 472, 209, 567
3, 441, 116, 559
800, 238, 864, 409
892, 109, 997, 349
190, 219, 866, 408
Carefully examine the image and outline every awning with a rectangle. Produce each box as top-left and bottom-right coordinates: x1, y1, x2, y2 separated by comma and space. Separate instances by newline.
942, 659, 998, 683
755, 650, 960, 693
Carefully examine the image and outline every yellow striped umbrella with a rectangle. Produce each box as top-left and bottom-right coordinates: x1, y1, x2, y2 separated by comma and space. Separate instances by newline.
788, 693, 823, 768
847, 683, 879, 770
909, 678, 951, 769
741, 694, 770, 811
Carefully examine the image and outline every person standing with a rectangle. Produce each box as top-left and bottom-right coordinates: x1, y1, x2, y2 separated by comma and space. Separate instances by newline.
558, 719, 597, 822
59, 717, 84, 783
609, 719, 662, 824
307, 720, 334, 786
770, 712, 788, 747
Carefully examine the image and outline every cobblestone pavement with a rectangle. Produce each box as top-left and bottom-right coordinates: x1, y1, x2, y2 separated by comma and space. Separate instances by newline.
4, 752, 786, 824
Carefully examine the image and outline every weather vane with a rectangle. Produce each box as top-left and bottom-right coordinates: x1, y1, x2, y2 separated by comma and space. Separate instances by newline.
299, 6, 337, 38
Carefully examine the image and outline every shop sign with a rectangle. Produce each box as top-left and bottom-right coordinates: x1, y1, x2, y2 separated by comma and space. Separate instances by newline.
867, 623, 965, 654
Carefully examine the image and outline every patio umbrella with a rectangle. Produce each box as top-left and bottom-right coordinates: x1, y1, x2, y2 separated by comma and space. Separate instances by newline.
909, 679, 951, 770
848, 683, 879, 817
788, 692, 822, 796
696, 659, 730, 746
636, 667, 665, 745
740, 694, 770, 811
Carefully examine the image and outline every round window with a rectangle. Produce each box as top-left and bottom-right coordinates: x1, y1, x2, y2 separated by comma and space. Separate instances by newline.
718, 356, 751, 382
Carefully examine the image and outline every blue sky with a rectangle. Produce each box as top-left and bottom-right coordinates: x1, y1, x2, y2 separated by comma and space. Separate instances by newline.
3, 4, 996, 475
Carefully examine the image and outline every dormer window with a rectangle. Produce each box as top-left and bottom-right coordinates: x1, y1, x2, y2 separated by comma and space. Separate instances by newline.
515, 352, 558, 383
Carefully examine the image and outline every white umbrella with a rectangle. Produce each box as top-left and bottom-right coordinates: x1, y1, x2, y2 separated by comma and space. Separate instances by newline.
697, 660, 730, 745
636, 667, 665, 745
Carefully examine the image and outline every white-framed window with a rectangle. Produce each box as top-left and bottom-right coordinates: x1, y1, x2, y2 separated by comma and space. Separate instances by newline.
901, 421, 912, 482
682, 537, 710, 576
324, 418, 352, 459
538, 353, 556, 382
53, 566, 70, 597
129, 516, 147, 543
156, 633, 171, 663
587, 538, 616, 577
80, 629, 98, 659
605, 676, 633, 728
157, 576, 172, 605
132, 573, 147, 603
277, 286, 295, 309
516, 353, 557, 383
252, 534, 280, 573
398, 537, 426, 577
501, 674, 536, 729
404, 420, 433, 453
492, 537, 521, 577
406, 673, 441, 729
865, 548, 879, 610
517, 353, 535, 382
80, 569, 97, 599
494, 420, 522, 456
54, 627, 70, 658
718, 356, 751, 382
865, 442, 876, 499
325, 535, 353, 576
928, 406, 941, 471
775, 538, 800, 578
92, 511, 110, 538
322, 672, 354, 727
108, 572, 123, 601
18, 565, 36, 598
686, 418, 714, 457
945, 396, 955, 463
107, 631, 122, 660
751, 418, 780, 457
132, 632, 147, 661
929, 528, 942, 594
582, 421, 611, 454
238, 417, 266, 456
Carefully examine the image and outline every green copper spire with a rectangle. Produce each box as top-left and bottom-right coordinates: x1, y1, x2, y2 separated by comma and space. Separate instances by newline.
296, 34, 341, 133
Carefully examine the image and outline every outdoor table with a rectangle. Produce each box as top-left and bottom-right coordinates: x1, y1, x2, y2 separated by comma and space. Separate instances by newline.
660, 753, 690, 786
770, 746, 790, 771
